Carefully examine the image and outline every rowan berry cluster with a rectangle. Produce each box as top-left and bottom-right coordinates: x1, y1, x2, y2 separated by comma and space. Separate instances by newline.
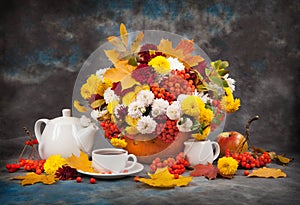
225, 149, 271, 169
150, 152, 190, 178
6, 158, 46, 174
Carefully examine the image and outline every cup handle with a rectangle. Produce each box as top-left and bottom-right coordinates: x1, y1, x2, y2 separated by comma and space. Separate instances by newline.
124, 154, 137, 171
212, 141, 220, 161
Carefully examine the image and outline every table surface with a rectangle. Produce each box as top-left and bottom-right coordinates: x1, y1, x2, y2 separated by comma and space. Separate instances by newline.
0, 153, 299, 205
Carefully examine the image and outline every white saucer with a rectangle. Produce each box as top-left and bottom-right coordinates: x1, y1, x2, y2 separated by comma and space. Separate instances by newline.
77, 161, 144, 179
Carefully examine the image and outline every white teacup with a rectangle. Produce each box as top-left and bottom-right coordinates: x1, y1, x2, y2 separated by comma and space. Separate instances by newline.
184, 140, 220, 166
92, 148, 137, 173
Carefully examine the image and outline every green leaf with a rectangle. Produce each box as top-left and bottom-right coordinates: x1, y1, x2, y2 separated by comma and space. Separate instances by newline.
222, 79, 229, 87
218, 69, 229, 76
128, 57, 137, 66
219, 61, 229, 70
211, 60, 221, 70
205, 68, 212, 77
210, 76, 223, 87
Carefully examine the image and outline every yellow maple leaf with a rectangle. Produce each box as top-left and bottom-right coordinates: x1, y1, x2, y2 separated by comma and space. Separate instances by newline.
66, 151, 98, 173
12, 172, 59, 186
137, 167, 193, 188
120, 23, 128, 46
248, 167, 287, 178
157, 39, 203, 67
103, 60, 139, 90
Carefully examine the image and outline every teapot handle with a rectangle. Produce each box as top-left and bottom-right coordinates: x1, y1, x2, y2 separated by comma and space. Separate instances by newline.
34, 119, 49, 143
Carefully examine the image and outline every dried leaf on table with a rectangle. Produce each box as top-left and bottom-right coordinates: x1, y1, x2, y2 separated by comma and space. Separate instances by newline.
12, 172, 58, 186
66, 151, 97, 173
190, 163, 218, 180
248, 167, 287, 178
137, 167, 193, 188
277, 155, 293, 165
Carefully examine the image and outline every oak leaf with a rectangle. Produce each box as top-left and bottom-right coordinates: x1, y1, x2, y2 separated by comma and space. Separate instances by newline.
66, 151, 97, 173
12, 172, 58, 186
248, 167, 287, 178
137, 167, 193, 188
190, 163, 218, 180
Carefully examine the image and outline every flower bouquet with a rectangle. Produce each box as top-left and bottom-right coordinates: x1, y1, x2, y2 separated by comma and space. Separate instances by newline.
73, 24, 240, 163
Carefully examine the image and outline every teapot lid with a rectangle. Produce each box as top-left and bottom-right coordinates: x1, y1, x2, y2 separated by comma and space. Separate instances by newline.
62, 109, 71, 117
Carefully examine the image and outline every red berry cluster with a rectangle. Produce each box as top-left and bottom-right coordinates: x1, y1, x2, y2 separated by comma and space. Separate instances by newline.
150, 83, 176, 103
225, 149, 271, 169
25, 139, 39, 146
161, 71, 195, 98
6, 158, 46, 174
150, 152, 190, 178
100, 121, 121, 139
156, 119, 179, 143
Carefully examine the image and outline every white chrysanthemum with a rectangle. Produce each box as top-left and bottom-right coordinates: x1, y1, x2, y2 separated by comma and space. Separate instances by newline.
193, 90, 212, 104
136, 90, 155, 106
166, 101, 181, 120
151, 98, 169, 117
91, 109, 107, 121
223, 74, 236, 92
177, 94, 188, 102
177, 118, 193, 132
167, 57, 185, 71
104, 88, 120, 103
96, 68, 109, 82
128, 101, 145, 118
137, 116, 157, 134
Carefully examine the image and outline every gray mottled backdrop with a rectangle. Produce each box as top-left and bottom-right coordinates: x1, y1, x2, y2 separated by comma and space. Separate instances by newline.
1, 0, 299, 160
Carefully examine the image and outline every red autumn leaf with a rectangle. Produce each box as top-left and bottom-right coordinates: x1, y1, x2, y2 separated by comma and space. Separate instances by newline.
190, 163, 219, 180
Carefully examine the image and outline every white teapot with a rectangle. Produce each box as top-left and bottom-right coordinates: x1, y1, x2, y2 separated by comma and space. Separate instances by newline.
34, 109, 99, 159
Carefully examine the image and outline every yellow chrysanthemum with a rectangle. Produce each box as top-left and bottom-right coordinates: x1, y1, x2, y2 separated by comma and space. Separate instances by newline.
122, 84, 150, 106
217, 157, 239, 177
44, 155, 66, 175
199, 107, 214, 124
192, 126, 211, 141
110, 138, 127, 148
221, 88, 240, 113
148, 56, 170, 74
181, 95, 205, 117
107, 100, 119, 114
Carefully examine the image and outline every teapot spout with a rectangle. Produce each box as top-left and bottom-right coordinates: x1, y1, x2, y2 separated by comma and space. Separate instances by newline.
75, 123, 99, 155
